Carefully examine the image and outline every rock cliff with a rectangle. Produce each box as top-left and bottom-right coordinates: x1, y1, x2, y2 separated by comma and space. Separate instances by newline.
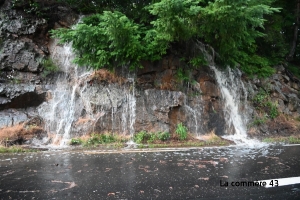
1, 0, 300, 146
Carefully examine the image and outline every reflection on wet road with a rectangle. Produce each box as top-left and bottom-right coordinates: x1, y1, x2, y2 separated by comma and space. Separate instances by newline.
0, 145, 300, 199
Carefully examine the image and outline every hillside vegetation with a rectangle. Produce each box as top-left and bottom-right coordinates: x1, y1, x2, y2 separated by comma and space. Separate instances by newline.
42, 0, 297, 78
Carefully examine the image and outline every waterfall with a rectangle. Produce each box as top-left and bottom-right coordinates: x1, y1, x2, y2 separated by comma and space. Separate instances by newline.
34, 30, 139, 147
211, 66, 264, 147
32, 24, 265, 148
194, 40, 264, 147
211, 66, 247, 135
127, 78, 136, 137
37, 41, 90, 147
35, 39, 139, 148
123, 76, 137, 146
184, 104, 199, 136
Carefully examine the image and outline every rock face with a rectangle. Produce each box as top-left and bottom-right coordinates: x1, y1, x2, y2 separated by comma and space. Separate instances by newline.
91, 87, 188, 135
1, 0, 300, 146
248, 65, 300, 136
57, 60, 227, 138
0, 0, 77, 143
1, 39, 43, 72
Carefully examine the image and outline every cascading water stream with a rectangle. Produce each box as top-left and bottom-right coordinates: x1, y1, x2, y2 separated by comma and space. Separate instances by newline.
211, 66, 265, 147
211, 66, 247, 135
195, 40, 266, 147
184, 105, 198, 136
128, 78, 136, 137
35, 33, 138, 148
124, 76, 137, 146
37, 41, 90, 147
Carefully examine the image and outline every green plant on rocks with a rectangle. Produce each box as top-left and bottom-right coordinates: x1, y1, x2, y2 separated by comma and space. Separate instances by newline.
266, 101, 279, 119
253, 89, 269, 105
175, 123, 188, 140
70, 138, 83, 145
41, 58, 59, 77
147, 133, 158, 143
51, 0, 279, 77
86, 133, 116, 145
252, 116, 268, 126
157, 132, 170, 141
134, 131, 170, 144
252, 87, 279, 123
176, 68, 190, 83
134, 131, 150, 144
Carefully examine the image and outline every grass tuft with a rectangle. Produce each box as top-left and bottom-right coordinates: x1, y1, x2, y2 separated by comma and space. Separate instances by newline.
0, 145, 37, 153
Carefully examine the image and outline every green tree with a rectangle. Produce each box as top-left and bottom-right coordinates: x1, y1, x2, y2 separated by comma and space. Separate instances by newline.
51, 0, 280, 77
285, 0, 300, 62
51, 12, 145, 70
197, 0, 279, 76
147, 0, 201, 42
257, 0, 295, 64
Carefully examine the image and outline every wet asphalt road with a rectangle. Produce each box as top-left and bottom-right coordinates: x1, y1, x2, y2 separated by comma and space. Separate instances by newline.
0, 145, 300, 200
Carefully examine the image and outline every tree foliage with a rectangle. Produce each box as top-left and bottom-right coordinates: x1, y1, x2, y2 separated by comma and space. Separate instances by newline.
196, 0, 279, 76
51, 0, 286, 77
52, 12, 144, 70
198, 1, 277, 59
147, 0, 201, 42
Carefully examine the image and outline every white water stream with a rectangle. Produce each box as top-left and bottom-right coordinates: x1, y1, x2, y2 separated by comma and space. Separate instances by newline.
36, 38, 137, 148
211, 66, 265, 147
35, 17, 93, 147
36, 42, 89, 147
123, 76, 137, 146
194, 40, 265, 147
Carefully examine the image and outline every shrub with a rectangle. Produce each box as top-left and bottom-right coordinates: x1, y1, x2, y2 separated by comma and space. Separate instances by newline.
253, 89, 269, 105
134, 131, 150, 144
157, 132, 170, 141
84, 133, 117, 146
147, 133, 158, 143
252, 87, 279, 122
134, 131, 170, 143
175, 123, 188, 140
266, 102, 279, 119
86, 136, 99, 146
41, 58, 59, 77
176, 68, 190, 83
70, 138, 83, 145
99, 134, 116, 143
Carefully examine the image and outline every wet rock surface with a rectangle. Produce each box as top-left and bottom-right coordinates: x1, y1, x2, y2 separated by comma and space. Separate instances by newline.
250, 65, 300, 136
0, 0, 77, 140
1, 0, 300, 145
0, 146, 299, 199
0, 39, 43, 72
76, 64, 227, 137
0, 109, 28, 128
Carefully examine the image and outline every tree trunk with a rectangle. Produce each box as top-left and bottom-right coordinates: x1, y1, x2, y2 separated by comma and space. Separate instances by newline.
287, 0, 300, 61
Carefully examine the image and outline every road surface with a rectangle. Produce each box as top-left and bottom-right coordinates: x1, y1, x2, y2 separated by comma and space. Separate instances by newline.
0, 145, 300, 199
